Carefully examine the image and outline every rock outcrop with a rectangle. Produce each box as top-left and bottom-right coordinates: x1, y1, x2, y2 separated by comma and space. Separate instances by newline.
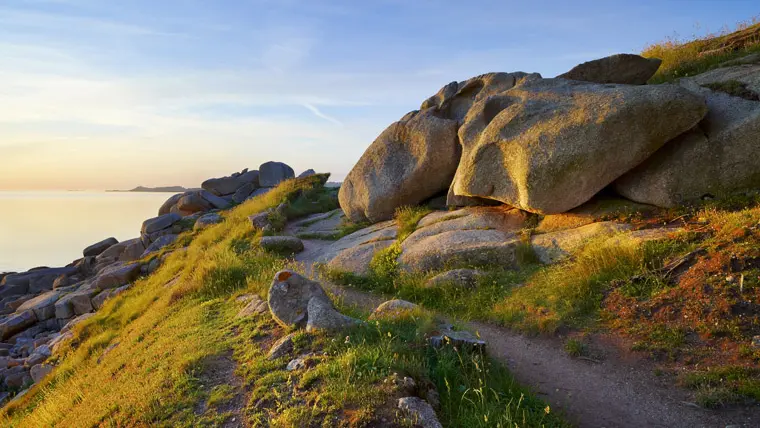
557, 53, 662, 84
83, 238, 118, 257
615, 78, 760, 206
259, 162, 295, 187
339, 109, 459, 222
451, 77, 707, 213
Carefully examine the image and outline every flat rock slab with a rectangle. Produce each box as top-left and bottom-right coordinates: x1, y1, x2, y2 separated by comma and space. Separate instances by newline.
289, 209, 345, 237
531, 221, 633, 264
141, 213, 181, 235
400, 229, 521, 273
369, 299, 418, 320
327, 240, 394, 276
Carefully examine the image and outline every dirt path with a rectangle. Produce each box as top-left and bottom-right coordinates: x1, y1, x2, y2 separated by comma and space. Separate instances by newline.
293, 236, 760, 428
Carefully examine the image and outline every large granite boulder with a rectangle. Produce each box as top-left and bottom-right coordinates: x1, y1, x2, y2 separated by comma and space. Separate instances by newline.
259, 162, 294, 187
83, 238, 118, 257
141, 213, 181, 235
557, 53, 662, 85
450, 77, 707, 214
268, 270, 331, 328
176, 192, 212, 215
202, 170, 255, 196
158, 193, 184, 216
421, 72, 538, 123
0, 311, 37, 340
90, 263, 141, 290
339, 109, 459, 223
615, 79, 760, 207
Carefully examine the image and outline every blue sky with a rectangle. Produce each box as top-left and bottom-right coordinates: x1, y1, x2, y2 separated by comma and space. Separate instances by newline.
1, 0, 757, 190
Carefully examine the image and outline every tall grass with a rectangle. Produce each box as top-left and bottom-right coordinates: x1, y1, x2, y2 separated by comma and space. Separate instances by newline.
644, 17, 760, 83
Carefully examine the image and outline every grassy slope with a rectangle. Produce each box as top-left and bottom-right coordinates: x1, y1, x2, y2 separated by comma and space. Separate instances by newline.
1, 177, 563, 427
327, 196, 760, 408
643, 17, 760, 83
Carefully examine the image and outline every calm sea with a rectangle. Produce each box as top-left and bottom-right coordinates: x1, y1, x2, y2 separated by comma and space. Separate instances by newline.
0, 191, 173, 273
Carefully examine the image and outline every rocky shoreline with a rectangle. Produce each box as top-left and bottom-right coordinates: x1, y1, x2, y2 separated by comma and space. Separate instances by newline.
0, 161, 313, 404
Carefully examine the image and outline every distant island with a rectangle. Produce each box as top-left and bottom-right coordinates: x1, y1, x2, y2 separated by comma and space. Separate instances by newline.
107, 186, 196, 193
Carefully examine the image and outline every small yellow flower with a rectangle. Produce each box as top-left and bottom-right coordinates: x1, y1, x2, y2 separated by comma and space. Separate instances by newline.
545, 405, 551, 414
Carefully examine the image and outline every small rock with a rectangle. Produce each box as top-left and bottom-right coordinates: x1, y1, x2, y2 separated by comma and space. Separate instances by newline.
305, 297, 361, 333
267, 333, 297, 360
425, 269, 484, 289
429, 325, 486, 351
195, 213, 223, 231
259, 236, 304, 254
286, 356, 308, 371
248, 212, 272, 230
30, 363, 53, 383
236, 295, 268, 318
397, 397, 443, 428
268, 271, 331, 328
369, 299, 419, 320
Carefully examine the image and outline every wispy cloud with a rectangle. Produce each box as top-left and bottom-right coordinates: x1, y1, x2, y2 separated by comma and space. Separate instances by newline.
301, 103, 343, 126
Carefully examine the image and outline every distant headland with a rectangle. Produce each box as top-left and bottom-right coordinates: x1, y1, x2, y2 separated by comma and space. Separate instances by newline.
107, 186, 198, 193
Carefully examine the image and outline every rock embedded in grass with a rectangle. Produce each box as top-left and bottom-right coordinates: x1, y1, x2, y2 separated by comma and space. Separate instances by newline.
259, 236, 304, 254
429, 324, 486, 351
305, 296, 361, 333
236, 295, 268, 318
424, 269, 484, 289
267, 333, 296, 360
397, 397, 443, 428
369, 299, 418, 320
268, 270, 332, 328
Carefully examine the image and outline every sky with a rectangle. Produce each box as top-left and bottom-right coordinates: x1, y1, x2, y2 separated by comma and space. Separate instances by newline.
0, 0, 758, 190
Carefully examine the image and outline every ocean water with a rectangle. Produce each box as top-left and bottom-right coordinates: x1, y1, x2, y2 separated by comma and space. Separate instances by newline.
0, 191, 173, 273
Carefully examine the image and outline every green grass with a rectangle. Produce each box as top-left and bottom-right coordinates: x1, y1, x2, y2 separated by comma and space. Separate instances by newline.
564, 338, 588, 358
395, 205, 432, 242
682, 366, 760, 408
643, 18, 760, 83
1, 175, 563, 427
702, 79, 760, 100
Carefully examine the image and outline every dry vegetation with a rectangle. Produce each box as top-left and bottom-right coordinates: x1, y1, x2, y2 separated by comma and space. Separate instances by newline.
643, 16, 760, 83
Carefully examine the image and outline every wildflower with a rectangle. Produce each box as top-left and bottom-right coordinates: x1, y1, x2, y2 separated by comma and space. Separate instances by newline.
545, 405, 551, 414
344, 336, 350, 344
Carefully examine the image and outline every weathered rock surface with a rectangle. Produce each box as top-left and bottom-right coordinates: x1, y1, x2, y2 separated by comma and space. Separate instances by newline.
141, 234, 178, 257
327, 240, 394, 276
236, 295, 268, 318
158, 193, 184, 216
339, 109, 459, 223
398, 397, 443, 428
305, 296, 360, 333
421, 72, 537, 123
690, 63, 760, 94
176, 192, 212, 215
83, 238, 118, 257
16, 291, 63, 321
557, 53, 662, 84
429, 324, 486, 350
615, 79, 760, 207
399, 208, 527, 272
91, 263, 141, 290
531, 221, 632, 264
268, 271, 331, 328
232, 183, 255, 204
297, 169, 316, 178
259, 236, 304, 254
30, 363, 53, 383
259, 161, 294, 187
425, 269, 484, 289
194, 213, 222, 230
369, 299, 418, 320
142, 213, 181, 235
267, 333, 296, 360
199, 190, 230, 210
0, 311, 36, 340
450, 77, 707, 214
